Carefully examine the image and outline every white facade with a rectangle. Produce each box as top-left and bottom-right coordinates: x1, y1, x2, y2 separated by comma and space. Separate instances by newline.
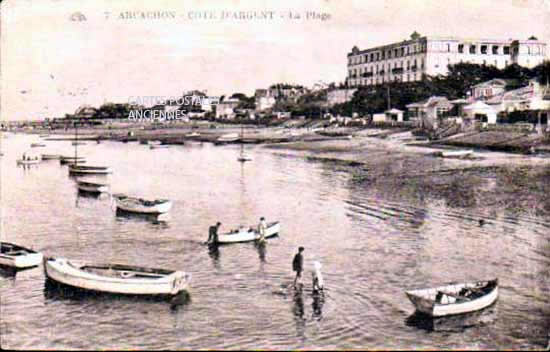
347, 36, 547, 87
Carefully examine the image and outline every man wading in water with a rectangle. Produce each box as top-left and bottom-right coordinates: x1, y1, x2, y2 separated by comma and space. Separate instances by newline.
207, 222, 221, 245
292, 246, 304, 288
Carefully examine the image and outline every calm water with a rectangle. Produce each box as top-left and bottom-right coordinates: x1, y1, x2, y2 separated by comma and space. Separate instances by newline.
1, 133, 548, 350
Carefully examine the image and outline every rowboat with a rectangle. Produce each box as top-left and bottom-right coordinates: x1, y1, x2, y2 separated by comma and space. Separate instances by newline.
71, 141, 87, 146
43, 257, 190, 296
0, 242, 43, 269
77, 180, 109, 193
434, 150, 474, 158
113, 194, 172, 214
30, 143, 46, 147
17, 151, 41, 165
41, 154, 62, 160
215, 133, 239, 145
405, 279, 498, 317
17, 158, 40, 165
149, 144, 170, 149
69, 165, 112, 175
216, 221, 280, 244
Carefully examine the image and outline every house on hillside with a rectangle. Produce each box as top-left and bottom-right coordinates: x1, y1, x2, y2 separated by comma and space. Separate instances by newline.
215, 98, 240, 119
255, 89, 276, 112
326, 88, 357, 107
470, 79, 508, 100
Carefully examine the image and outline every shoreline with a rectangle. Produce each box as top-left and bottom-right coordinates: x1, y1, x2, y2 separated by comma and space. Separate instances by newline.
6, 122, 550, 170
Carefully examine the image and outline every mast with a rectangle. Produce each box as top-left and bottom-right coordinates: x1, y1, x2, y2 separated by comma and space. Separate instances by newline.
74, 119, 78, 160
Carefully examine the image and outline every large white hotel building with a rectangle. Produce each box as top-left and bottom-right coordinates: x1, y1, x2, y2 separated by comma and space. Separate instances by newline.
347, 35, 547, 87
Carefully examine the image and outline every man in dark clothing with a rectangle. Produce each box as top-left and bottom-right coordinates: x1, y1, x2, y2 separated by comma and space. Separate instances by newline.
207, 222, 221, 244
292, 246, 304, 287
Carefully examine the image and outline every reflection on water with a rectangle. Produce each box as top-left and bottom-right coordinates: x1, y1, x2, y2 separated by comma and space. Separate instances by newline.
1, 134, 549, 350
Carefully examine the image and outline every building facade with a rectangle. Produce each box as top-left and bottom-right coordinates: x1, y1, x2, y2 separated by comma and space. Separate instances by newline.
347, 36, 547, 87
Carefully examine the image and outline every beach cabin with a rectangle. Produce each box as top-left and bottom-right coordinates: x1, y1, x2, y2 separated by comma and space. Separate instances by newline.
385, 108, 404, 122
406, 96, 453, 128
463, 101, 497, 124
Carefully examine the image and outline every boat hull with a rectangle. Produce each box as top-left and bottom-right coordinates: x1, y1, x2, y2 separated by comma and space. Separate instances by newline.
17, 159, 40, 165
217, 222, 280, 243
406, 279, 498, 317
69, 166, 112, 175
115, 197, 172, 214
43, 257, 189, 296
0, 242, 43, 269
77, 184, 109, 193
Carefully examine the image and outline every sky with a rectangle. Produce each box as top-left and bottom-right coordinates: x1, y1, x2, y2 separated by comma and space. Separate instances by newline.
1, 0, 550, 120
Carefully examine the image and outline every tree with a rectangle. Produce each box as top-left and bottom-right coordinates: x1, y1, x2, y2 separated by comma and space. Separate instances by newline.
410, 31, 421, 40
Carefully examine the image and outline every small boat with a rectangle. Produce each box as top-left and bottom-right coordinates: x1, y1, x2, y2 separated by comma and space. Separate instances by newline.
215, 133, 239, 145
149, 144, 170, 149
17, 151, 41, 165
77, 180, 109, 193
405, 279, 498, 317
71, 141, 87, 146
0, 242, 43, 269
216, 221, 280, 244
30, 143, 46, 148
434, 150, 474, 158
69, 165, 112, 175
39, 134, 50, 138
185, 132, 200, 138
43, 257, 190, 296
113, 194, 172, 214
41, 154, 62, 160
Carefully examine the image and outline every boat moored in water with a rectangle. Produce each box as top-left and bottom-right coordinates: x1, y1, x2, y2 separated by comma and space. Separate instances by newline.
30, 143, 46, 148
113, 194, 172, 214
216, 221, 280, 244
405, 279, 498, 317
0, 242, 43, 269
41, 154, 62, 160
77, 180, 109, 193
69, 165, 112, 175
43, 257, 190, 296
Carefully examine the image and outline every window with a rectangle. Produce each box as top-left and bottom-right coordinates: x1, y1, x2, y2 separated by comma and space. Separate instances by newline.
458, 44, 464, 53
505, 60, 508, 66
447, 44, 450, 52
388, 50, 392, 59
401, 47, 405, 56
503, 46, 510, 54
470, 45, 476, 54
481, 45, 488, 54
381, 51, 385, 60
406, 47, 410, 55
492, 46, 499, 55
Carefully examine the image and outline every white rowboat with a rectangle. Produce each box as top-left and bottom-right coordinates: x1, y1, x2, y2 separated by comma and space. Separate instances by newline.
217, 221, 280, 244
114, 194, 172, 214
17, 159, 40, 165
435, 150, 474, 158
43, 257, 190, 296
0, 242, 43, 269
405, 279, 498, 317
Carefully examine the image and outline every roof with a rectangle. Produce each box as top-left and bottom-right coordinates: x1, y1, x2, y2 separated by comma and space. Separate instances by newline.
385, 108, 404, 114
463, 101, 496, 112
406, 96, 452, 109
485, 85, 534, 104
472, 79, 508, 89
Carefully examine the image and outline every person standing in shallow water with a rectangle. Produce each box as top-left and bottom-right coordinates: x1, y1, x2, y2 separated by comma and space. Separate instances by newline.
292, 247, 304, 287
258, 217, 267, 242
207, 222, 221, 244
